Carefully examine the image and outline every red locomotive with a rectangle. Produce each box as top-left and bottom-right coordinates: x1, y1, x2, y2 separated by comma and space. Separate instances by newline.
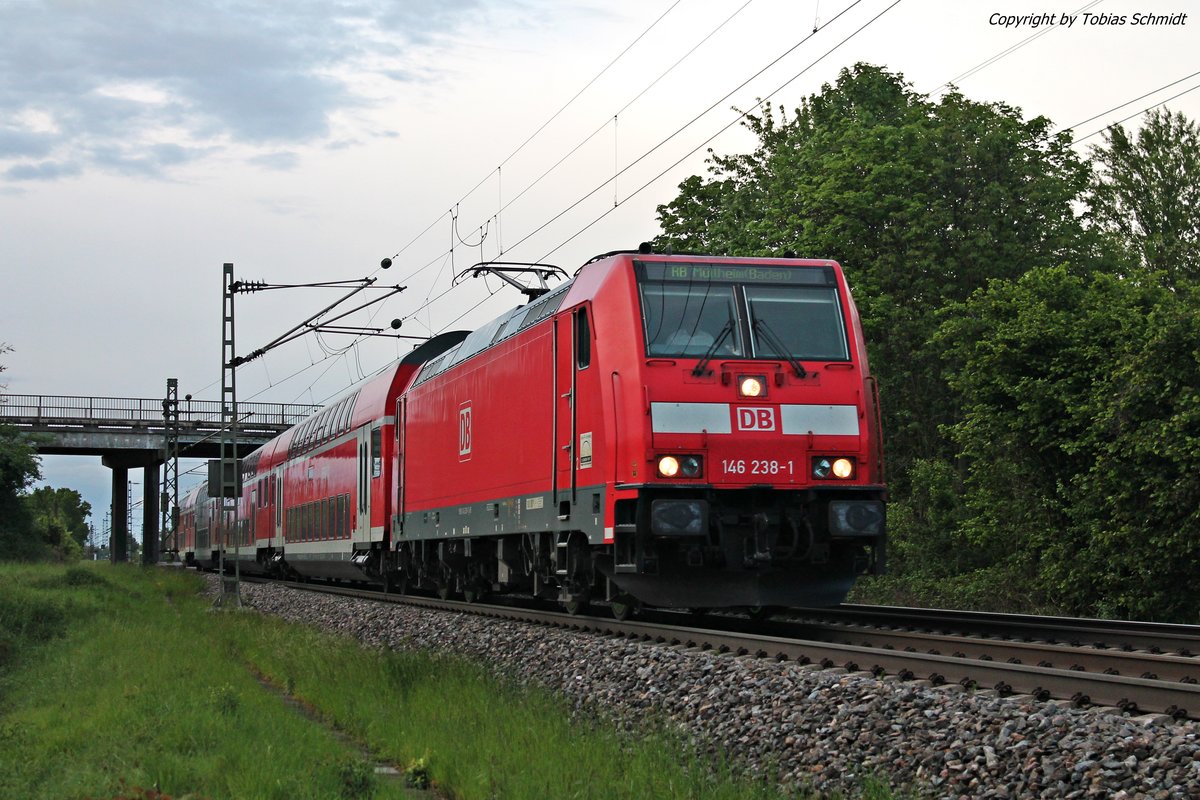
181, 249, 886, 615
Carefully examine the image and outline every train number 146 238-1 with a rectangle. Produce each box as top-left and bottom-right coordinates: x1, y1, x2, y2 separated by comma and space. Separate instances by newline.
721, 458, 794, 476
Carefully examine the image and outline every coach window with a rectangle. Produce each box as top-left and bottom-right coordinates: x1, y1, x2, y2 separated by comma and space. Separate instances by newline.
371, 427, 382, 478
575, 308, 591, 369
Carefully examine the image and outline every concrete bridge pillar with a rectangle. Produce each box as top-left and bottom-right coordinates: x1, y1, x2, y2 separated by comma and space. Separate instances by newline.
142, 467, 159, 565
102, 451, 160, 563
109, 465, 128, 562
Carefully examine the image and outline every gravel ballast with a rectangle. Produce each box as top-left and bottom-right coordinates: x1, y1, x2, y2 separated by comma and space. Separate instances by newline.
215, 578, 1200, 799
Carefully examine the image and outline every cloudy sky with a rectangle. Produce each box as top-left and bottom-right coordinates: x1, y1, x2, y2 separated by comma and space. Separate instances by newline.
1, 0, 1195, 542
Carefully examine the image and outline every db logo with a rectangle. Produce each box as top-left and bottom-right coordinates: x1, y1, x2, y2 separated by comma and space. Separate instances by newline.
458, 403, 472, 460
736, 407, 775, 431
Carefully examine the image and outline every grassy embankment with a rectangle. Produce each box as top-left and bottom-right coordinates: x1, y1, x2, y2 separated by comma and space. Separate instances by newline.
0, 563, 898, 799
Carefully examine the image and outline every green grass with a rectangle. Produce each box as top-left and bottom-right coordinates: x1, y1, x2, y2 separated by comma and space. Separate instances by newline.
0, 563, 899, 799
0, 564, 410, 799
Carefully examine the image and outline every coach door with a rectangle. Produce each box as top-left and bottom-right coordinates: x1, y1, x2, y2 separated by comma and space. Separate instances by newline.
356, 425, 372, 541
395, 398, 406, 530
273, 467, 284, 547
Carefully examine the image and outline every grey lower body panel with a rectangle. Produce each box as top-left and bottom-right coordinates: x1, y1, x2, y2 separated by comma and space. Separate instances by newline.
284, 551, 371, 582
398, 486, 608, 544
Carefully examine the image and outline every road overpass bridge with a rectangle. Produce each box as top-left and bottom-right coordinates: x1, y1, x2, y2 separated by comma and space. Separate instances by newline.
0, 393, 319, 563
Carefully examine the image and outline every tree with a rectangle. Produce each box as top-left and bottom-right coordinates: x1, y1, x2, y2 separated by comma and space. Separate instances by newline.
654, 64, 1094, 478
24, 487, 91, 561
0, 343, 44, 560
1088, 108, 1200, 287
936, 267, 1200, 620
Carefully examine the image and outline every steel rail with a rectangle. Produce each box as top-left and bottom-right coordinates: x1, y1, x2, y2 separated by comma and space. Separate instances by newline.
798, 604, 1200, 655
250, 579, 1200, 720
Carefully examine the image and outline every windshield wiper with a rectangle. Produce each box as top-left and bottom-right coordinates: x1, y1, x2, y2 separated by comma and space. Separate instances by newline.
753, 318, 807, 378
692, 320, 733, 377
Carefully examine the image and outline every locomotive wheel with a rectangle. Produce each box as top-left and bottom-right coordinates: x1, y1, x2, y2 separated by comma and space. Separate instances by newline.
436, 583, 452, 601
563, 593, 591, 616
746, 605, 778, 621
610, 595, 639, 621
463, 582, 487, 604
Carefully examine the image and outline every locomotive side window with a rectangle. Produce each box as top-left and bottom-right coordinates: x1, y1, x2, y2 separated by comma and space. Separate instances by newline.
640, 283, 742, 358
575, 308, 591, 369
745, 285, 849, 361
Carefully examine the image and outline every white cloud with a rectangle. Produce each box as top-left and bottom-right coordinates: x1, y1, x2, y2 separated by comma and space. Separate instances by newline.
0, 0, 490, 182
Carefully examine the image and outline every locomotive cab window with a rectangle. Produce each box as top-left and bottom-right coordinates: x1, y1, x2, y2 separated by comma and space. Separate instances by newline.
745, 285, 848, 361
640, 283, 742, 358
636, 261, 849, 362
575, 308, 591, 369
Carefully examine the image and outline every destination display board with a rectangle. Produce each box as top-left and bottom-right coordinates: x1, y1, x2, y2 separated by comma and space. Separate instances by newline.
637, 261, 834, 285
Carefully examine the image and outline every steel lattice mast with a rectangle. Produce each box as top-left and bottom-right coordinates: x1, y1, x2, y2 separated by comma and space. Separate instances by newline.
217, 263, 242, 607
160, 378, 180, 559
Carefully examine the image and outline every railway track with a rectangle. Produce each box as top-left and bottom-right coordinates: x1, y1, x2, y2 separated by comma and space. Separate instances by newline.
244, 577, 1200, 721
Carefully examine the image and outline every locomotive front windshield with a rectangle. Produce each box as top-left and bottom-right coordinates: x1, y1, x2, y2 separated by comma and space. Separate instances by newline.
637, 261, 850, 361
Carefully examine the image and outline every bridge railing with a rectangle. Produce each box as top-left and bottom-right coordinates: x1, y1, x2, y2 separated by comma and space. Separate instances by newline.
0, 394, 321, 428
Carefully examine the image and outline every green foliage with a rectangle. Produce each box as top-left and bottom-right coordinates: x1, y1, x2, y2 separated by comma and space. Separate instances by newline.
1088, 108, 1200, 286
655, 63, 1093, 477
332, 754, 376, 799
402, 757, 430, 790
23, 486, 91, 561
0, 343, 46, 561
0, 424, 42, 560
936, 267, 1200, 620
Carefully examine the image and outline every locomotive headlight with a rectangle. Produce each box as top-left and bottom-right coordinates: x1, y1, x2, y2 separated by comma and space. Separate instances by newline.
738, 375, 767, 398
812, 457, 856, 480
658, 455, 702, 479
658, 456, 681, 478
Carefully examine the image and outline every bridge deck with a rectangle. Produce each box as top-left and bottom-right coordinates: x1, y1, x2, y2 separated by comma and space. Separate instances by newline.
1, 394, 318, 458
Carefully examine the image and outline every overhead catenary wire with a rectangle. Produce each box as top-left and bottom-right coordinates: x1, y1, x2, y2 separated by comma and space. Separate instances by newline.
1064, 70, 1200, 138
530, 0, 902, 261
925, 0, 1105, 98
494, 0, 758, 222
184, 1, 780, 403
235, 2, 781, 405
380, 0, 687, 270
187, 0, 887, 407
1072, 81, 1200, 144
